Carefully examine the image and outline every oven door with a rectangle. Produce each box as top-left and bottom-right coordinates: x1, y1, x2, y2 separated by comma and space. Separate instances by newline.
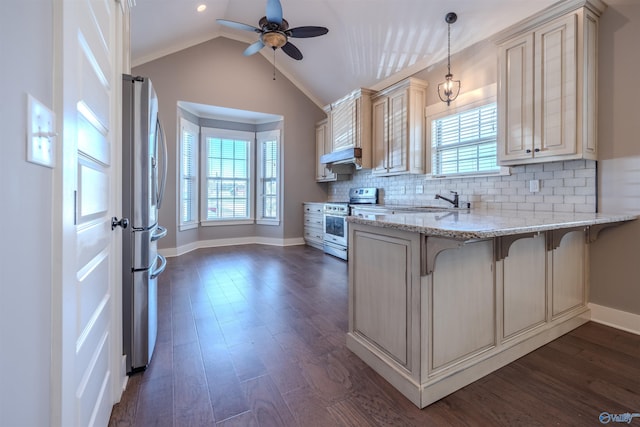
323, 214, 347, 247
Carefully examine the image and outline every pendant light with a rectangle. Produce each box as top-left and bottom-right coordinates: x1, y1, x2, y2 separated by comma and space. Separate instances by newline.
438, 12, 461, 106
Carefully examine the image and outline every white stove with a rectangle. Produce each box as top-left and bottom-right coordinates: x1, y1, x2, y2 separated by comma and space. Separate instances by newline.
323, 188, 378, 260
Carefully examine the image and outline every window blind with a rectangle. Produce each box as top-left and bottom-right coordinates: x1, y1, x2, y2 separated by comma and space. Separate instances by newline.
260, 139, 278, 219
432, 103, 498, 176
205, 136, 250, 220
180, 118, 199, 227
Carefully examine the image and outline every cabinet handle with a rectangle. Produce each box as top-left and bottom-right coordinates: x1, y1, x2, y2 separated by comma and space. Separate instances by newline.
534, 148, 540, 152
526, 149, 532, 153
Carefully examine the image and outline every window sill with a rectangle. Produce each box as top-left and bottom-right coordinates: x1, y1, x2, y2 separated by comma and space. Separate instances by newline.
426, 166, 511, 180
201, 219, 254, 227
257, 219, 280, 226
179, 222, 198, 231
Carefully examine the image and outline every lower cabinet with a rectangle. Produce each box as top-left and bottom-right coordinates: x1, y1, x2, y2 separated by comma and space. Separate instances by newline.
303, 202, 324, 249
347, 222, 589, 408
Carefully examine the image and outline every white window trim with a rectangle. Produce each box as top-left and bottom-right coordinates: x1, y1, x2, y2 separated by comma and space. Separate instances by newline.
256, 129, 281, 226
178, 117, 200, 231
200, 127, 255, 226
425, 83, 510, 180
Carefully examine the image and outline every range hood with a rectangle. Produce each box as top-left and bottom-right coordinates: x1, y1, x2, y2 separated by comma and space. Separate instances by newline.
320, 147, 362, 172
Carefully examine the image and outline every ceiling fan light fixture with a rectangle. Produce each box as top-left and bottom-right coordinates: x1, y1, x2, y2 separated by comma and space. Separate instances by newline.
438, 12, 461, 106
217, 0, 327, 62
262, 31, 287, 48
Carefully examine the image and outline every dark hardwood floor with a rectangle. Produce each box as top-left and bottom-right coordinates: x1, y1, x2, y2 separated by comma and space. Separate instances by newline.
109, 244, 640, 427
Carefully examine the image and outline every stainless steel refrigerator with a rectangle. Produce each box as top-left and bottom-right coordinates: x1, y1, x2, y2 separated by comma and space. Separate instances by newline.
121, 74, 167, 374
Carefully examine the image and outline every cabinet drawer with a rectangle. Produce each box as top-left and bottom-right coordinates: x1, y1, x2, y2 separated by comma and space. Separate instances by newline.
304, 204, 324, 214
304, 229, 324, 241
304, 214, 324, 228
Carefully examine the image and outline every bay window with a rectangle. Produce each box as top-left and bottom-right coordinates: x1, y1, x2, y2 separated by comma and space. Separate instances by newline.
201, 128, 254, 225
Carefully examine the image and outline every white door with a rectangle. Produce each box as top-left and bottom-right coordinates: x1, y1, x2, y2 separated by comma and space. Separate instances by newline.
54, 0, 124, 425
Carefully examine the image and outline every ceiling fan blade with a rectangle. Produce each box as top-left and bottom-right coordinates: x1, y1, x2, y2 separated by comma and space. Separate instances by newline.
266, 0, 283, 25
281, 41, 303, 60
217, 19, 261, 33
287, 26, 329, 38
244, 40, 265, 56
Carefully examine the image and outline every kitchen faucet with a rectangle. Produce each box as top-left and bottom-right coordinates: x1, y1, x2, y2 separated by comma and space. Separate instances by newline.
435, 191, 459, 208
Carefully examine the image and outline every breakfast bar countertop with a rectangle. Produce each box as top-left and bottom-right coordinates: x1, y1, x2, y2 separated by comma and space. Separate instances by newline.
347, 208, 637, 240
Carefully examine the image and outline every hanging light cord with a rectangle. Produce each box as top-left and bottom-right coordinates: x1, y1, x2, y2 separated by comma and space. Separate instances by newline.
273, 48, 277, 80
446, 21, 452, 76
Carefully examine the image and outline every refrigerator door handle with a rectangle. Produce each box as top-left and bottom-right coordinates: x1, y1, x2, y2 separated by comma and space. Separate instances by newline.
156, 119, 168, 209
151, 225, 167, 241
150, 254, 167, 280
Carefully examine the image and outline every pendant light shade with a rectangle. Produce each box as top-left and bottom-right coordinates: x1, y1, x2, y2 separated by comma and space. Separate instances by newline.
438, 12, 461, 106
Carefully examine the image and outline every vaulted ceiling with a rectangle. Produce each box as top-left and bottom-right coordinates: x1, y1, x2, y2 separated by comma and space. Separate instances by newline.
131, 0, 559, 107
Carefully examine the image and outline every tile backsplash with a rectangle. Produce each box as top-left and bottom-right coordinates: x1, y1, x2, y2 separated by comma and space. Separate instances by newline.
328, 160, 596, 213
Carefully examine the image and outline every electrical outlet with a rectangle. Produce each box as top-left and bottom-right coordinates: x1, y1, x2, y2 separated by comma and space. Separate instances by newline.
529, 179, 540, 193
399, 186, 406, 195
416, 185, 423, 194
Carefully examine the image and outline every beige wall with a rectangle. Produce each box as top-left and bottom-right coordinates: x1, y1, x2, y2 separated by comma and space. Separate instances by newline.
1, 1, 54, 425
133, 37, 327, 250
590, 0, 640, 315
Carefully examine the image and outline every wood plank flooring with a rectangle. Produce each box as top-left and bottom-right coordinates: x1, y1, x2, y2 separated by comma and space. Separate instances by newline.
109, 244, 640, 427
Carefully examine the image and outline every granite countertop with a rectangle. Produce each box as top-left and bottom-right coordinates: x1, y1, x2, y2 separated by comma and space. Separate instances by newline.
347, 208, 637, 240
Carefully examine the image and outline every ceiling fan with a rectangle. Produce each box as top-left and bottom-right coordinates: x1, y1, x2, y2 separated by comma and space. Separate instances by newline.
216, 0, 328, 60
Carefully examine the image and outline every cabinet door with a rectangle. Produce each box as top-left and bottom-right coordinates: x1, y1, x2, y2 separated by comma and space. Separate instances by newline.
315, 121, 335, 181
372, 96, 389, 174
387, 90, 408, 174
350, 227, 420, 372
534, 14, 577, 158
498, 33, 534, 163
331, 99, 356, 151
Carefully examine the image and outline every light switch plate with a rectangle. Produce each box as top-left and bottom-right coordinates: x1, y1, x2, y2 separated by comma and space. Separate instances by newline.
529, 179, 540, 193
27, 94, 56, 168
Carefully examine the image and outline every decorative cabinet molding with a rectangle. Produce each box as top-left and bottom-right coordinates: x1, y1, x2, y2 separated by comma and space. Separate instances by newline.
372, 78, 428, 176
496, 0, 605, 165
303, 203, 324, 249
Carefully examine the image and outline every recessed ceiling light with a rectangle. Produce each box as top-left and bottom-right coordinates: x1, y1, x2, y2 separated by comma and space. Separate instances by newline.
197, 4, 207, 12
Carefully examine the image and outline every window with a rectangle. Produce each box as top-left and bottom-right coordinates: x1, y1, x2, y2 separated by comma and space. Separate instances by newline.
179, 118, 199, 230
201, 128, 254, 225
256, 130, 280, 224
432, 102, 498, 176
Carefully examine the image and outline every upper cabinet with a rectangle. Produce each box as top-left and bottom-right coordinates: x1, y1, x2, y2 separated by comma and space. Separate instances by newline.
496, 0, 605, 165
372, 78, 428, 176
315, 119, 336, 181
323, 88, 374, 170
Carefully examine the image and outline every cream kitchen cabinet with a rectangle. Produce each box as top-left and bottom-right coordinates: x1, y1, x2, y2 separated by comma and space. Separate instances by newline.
315, 119, 336, 182
303, 202, 324, 249
496, 1, 604, 165
347, 219, 606, 408
372, 78, 427, 176
323, 88, 374, 169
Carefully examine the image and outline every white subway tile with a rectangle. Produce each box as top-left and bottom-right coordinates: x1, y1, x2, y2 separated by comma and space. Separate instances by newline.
553, 203, 574, 212
534, 203, 554, 212
554, 170, 574, 179
544, 162, 564, 172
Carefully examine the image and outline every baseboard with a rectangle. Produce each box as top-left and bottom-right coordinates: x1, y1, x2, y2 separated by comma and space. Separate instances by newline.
589, 303, 640, 335
159, 237, 306, 258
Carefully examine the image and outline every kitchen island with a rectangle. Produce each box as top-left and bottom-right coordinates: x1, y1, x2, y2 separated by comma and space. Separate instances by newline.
346, 208, 636, 408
